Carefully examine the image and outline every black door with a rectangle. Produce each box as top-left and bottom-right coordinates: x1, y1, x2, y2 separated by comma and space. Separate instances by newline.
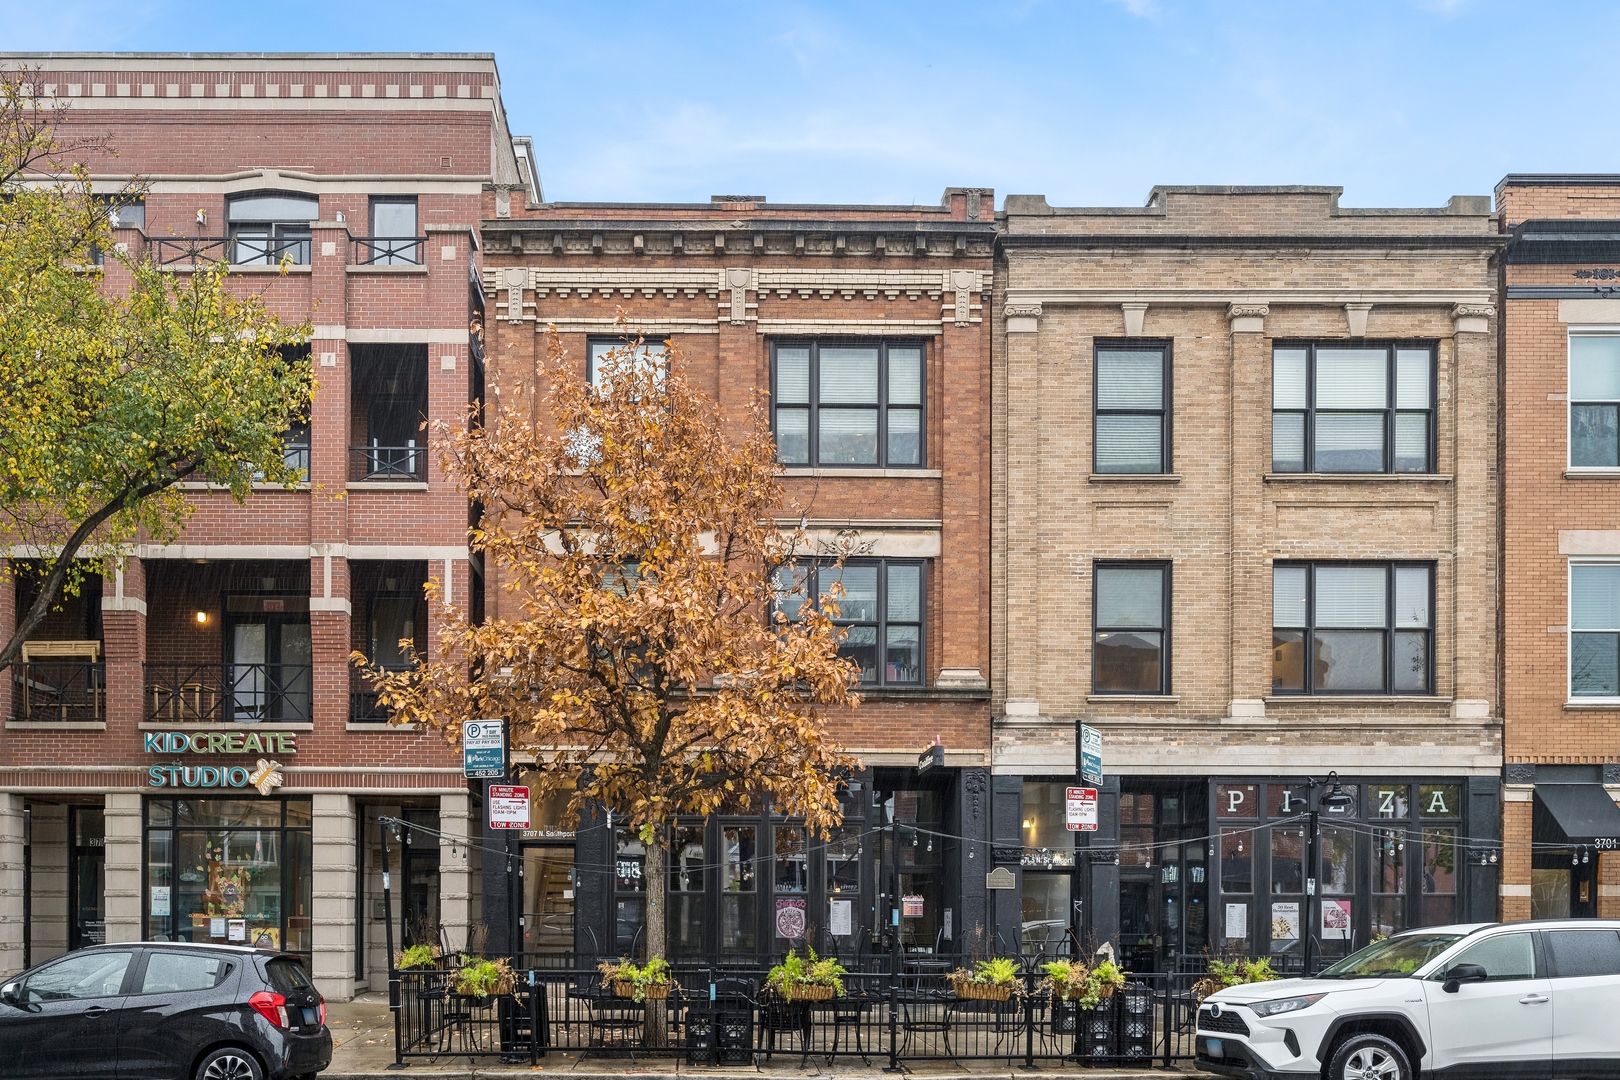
4, 949, 134, 1079
67, 807, 104, 951
225, 599, 312, 722
115, 950, 239, 1079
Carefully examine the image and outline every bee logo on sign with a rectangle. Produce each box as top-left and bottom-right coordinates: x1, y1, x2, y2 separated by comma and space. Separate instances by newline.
1066, 787, 1098, 832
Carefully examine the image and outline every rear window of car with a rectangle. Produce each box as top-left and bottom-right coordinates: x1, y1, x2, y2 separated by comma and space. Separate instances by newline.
1546, 929, 1620, 978
265, 957, 314, 994
140, 953, 232, 994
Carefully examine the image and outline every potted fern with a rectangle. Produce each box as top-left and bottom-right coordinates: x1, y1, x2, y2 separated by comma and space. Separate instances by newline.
765, 946, 846, 1002
946, 957, 1021, 1002
1192, 956, 1279, 1002
598, 956, 674, 1002
1041, 958, 1126, 1010
394, 943, 442, 971
451, 955, 516, 999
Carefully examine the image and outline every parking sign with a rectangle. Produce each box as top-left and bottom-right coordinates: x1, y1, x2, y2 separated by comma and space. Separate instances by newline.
1066, 787, 1098, 832
463, 719, 506, 779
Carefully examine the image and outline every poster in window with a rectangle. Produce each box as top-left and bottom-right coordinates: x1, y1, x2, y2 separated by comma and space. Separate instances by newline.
1224, 902, 1247, 942
150, 886, 171, 917
776, 898, 807, 939
829, 899, 853, 937
902, 894, 925, 918
1271, 902, 1299, 942
1322, 899, 1352, 940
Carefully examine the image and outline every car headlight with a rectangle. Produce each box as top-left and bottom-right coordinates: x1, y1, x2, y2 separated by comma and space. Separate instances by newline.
1249, 993, 1327, 1017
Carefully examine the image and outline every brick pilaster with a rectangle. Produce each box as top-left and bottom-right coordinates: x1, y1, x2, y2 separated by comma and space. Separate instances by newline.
310, 553, 352, 730
0, 559, 14, 721
101, 557, 147, 728
1228, 310, 1270, 708
1501, 794, 1533, 922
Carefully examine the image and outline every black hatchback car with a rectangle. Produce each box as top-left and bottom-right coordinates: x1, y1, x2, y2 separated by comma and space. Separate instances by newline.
0, 943, 332, 1080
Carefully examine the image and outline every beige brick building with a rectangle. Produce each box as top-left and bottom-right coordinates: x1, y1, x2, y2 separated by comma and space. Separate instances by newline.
1496, 175, 1620, 922
990, 186, 1503, 972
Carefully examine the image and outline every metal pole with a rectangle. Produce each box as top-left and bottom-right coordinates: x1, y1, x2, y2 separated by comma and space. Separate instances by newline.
1303, 804, 1319, 978
381, 819, 402, 1068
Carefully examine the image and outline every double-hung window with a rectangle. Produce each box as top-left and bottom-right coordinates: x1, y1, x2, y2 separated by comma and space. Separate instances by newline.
587, 338, 665, 389
1272, 562, 1433, 694
1272, 344, 1435, 473
771, 341, 923, 467
1570, 335, 1620, 468
1093, 562, 1170, 693
1094, 343, 1170, 473
773, 560, 923, 685
1570, 563, 1620, 699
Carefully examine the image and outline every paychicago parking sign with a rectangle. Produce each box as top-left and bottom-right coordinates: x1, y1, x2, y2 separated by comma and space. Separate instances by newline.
463, 718, 507, 779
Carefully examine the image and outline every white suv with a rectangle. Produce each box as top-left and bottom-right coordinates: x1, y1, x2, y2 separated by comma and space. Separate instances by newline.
1197, 920, 1620, 1080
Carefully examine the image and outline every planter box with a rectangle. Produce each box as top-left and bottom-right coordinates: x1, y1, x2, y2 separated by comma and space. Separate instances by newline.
954, 981, 1015, 1002
613, 980, 670, 1000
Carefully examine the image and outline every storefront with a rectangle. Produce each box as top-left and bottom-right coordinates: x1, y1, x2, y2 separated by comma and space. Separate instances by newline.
1526, 769, 1620, 919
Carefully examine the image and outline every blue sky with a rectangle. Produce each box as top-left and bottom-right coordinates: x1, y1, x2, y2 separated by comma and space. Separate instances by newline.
1, 1, 1613, 209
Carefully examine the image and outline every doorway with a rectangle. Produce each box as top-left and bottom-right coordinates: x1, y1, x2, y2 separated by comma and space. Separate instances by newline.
1118, 781, 1208, 972
1532, 853, 1597, 919
523, 847, 575, 960
67, 806, 104, 951
225, 596, 311, 722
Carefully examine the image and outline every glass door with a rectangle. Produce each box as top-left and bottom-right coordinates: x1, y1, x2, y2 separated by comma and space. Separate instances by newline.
523, 847, 575, 959
226, 604, 312, 722
68, 806, 105, 950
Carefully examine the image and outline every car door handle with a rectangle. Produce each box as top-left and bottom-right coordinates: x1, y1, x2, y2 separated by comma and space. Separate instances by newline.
82, 1006, 110, 1018
1519, 994, 1549, 1005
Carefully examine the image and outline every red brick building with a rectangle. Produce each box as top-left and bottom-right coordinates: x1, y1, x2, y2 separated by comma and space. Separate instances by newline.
0, 53, 525, 997
1496, 176, 1620, 921
477, 191, 995, 964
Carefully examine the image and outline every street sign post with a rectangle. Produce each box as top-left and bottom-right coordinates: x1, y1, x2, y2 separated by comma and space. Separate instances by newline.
1065, 786, 1098, 832
488, 785, 531, 829
1080, 724, 1103, 786
463, 719, 507, 779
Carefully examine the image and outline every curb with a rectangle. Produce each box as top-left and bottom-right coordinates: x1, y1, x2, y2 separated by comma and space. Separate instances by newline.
324, 1072, 1218, 1080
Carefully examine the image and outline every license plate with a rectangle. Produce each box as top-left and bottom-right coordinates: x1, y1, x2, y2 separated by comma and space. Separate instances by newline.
1206, 1038, 1224, 1058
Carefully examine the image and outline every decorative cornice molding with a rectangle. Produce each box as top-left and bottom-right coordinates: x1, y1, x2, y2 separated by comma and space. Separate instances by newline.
1226, 303, 1270, 319
1004, 302, 1042, 334
1452, 302, 1495, 334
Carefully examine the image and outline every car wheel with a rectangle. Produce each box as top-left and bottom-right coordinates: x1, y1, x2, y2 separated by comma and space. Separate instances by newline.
1328, 1033, 1411, 1080
195, 1047, 265, 1080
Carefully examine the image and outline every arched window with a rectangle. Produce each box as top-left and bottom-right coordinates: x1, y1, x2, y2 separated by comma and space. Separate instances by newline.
227, 191, 318, 265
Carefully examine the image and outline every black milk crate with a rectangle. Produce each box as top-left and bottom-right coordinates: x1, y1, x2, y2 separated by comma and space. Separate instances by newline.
1081, 994, 1119, 1060
685, 1014, 716, 1065
1051, 999, 1079, 1036
1118, 984, 1154, 1061
716, 1009, 753, 1064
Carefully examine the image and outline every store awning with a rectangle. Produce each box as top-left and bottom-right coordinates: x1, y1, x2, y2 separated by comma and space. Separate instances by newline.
1534, 784, 1620, 846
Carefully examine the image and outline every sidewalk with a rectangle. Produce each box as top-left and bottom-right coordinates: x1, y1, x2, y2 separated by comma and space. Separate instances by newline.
323, 998, 1217, 1080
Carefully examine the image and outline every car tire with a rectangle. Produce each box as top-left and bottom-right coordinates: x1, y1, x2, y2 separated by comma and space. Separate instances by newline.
1327, 1032, 1412, 1080
195, 1047, 265, 1080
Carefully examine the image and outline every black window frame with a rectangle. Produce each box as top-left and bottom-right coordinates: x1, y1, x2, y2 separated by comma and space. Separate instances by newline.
1093, 339, 1172, 474
1091, 560, 1172, 695
1271, 341, 1438, 475
366, 196, 421, 265
1271, 560, 1435, 696
769, 339, 926, 469
773, 558, 926, 687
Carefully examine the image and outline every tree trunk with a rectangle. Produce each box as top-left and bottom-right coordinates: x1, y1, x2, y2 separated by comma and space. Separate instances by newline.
642, 822, 668, 1047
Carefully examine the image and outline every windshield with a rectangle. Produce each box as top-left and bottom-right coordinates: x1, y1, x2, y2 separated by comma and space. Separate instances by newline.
1318, 933, 1465, 979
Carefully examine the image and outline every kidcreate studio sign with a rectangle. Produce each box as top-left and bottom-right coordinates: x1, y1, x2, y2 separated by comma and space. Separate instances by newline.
144, 730, 294, 794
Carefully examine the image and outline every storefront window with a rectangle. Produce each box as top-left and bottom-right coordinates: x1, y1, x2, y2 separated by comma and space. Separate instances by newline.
1220, 829, 1252, 893
721, 826, 756, 953
670, 824, 704, 956
1215, 784, 1258, 819
145, 797, 312, 956
1021, 782, 1076, 867
1372, 827, 1406, 938
1422, 828, 1457, 924
1022, 872, 1071, 955
613, 827, 645, 954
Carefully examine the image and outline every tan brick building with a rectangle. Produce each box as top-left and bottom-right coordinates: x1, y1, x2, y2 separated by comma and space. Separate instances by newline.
991, 186, 1504, 971
0, 53, 521, 996
477, 189, 995, 964
1496, 175, 1620, 921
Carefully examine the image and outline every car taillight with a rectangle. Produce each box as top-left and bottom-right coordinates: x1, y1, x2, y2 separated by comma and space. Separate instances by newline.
249, 990, 289, 1029
318, 1000, 327, 1026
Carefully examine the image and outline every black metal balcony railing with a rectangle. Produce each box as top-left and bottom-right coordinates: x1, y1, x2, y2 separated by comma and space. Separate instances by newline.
151, 237, 230, 266
350, 444, 425, 482
352, 236, 425, 266
350, 666, 411, 723
145, 663, 312, 723
11, 661, 105, 722
149, 236, 312, 267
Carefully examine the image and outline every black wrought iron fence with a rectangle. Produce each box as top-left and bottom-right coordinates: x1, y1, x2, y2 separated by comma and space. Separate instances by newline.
352, 236, 425, 265
144, 662, 312, 723
388, 962, 1203, 1068
349, 444, 425, 482
10, 661, 104, 722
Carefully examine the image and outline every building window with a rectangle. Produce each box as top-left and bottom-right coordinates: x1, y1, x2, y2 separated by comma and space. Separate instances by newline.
587, 338, 666, 389
1094, 343, 1170, 473
1093, 562, 1169, 694
363, 197, 420, 265
1570, 335, 1620, 468
226, 192, 317, 265
773, 560, 924, 686
771, 341, 923, 467
1570, 562, 1620, 699
1272, 344, 1435, 473
1272, 562, 1433, 694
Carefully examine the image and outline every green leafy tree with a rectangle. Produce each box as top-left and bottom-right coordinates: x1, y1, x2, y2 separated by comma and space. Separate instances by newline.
0, 68, 314, 666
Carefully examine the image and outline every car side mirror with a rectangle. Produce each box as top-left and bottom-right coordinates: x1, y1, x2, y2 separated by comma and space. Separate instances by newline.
1442, 963, 1488, 993
0, 982, 21, 1006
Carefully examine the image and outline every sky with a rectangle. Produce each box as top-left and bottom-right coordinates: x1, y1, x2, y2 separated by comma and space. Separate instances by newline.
1, 0, 1615, 210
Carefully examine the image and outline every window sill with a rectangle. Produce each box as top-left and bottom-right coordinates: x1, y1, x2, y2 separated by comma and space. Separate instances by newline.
4, 720, 105, 731
135, 721, 314, 731
346, 481, 429, 492
1089, 474, 1181, 483
226, 264, 312, 274
857, 685, 991, 701
346, 721, 421, 731
1087, 695, 1180, 703
1564, 700, 1620, 710
346, 263, 428, 275
178, 482, 310, 492
780, 467, 943, 479
1264, 695, 1450, 705
1564, 469, 1620, 479
1263, 473, 1452, 483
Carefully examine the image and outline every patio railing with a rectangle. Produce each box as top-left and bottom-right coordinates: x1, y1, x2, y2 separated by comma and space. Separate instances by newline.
10, 661, 105, 722
350, 443, 425, 482
145, 662, 312, 723
388, 962, 1205, 1068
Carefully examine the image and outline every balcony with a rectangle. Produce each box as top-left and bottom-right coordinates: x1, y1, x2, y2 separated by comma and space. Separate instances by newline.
352, 236, 425, 266
349, 443, 425, 483
145, 662, 312, 724
150, 236, 312, 267
11, 654, 105, 723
